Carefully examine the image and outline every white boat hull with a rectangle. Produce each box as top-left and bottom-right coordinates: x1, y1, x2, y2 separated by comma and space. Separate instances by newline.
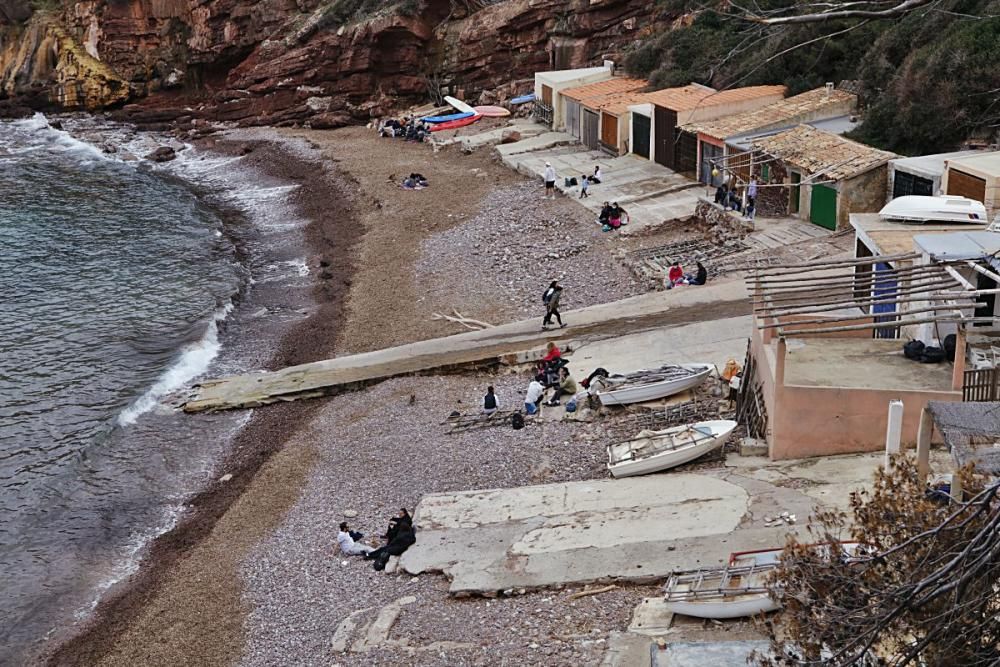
879, 195, 988, 224
598, 363, 713, 406
607, 419, 737, 478
444, 95, 476, 115
665, 595, 779, 620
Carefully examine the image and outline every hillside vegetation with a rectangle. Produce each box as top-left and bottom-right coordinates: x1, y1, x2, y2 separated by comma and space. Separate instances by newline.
625, 0, 1000, 155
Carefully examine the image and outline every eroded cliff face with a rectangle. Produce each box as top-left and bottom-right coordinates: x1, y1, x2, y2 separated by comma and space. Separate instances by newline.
0, 0, 667, 124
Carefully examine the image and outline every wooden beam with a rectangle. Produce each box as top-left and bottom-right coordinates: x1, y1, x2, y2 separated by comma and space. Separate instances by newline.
759, 303, 986, 330
753, 278, 961, 308
966, 260, 1000, 286
750, 251, 921, 274
943, 265, 976, 291
916, 408, 933, 481
758, 294, 979, 319
747, 263, 947, 287
748, 269, 950, 295
778, 316, 995, 337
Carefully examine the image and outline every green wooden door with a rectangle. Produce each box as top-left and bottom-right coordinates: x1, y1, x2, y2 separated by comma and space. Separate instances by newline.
810, 184, 838, 230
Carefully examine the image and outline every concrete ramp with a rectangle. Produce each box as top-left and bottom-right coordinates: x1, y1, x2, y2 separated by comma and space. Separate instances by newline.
182, 284, 749, 412
400, 474, 799, 595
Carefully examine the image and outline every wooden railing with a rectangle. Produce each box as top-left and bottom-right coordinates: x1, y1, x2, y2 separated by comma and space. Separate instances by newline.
963, 367, 1000, 401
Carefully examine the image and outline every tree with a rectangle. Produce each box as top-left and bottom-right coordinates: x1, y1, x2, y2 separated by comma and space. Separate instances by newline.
754, 457, 1000, 666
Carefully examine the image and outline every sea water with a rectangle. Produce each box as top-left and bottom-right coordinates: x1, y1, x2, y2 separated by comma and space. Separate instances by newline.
0, 116, 246, 662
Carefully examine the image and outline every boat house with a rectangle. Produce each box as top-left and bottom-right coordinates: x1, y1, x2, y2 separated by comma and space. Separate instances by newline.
679, 86, 857, 186
752, 126, 896, 230
626, 85, 786, 173
888, 151, 984, 200
942, 152, 1000, 220
558, 77, 647, 148
532, 65, 614, 130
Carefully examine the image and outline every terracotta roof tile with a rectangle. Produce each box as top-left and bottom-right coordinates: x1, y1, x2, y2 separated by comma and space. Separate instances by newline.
597, 84, 785, 116
683, 87, 857, 139
754, 125, 897, 181
561, 77, 647, 103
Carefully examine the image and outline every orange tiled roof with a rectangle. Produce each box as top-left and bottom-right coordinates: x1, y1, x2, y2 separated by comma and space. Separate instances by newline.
561, 77, 648, 103
682, 87, 857, 139
754, 125, 897, 181
599, 84, 785, 116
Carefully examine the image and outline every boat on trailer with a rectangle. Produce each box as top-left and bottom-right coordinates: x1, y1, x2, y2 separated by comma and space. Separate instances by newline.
664, 542, 863, 619
597, 363, 714, 406
879, 195, 988, 224
606, 419, 737, 478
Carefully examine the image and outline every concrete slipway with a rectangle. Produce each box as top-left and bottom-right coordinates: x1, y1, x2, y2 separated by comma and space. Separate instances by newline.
183, 279, 749, 412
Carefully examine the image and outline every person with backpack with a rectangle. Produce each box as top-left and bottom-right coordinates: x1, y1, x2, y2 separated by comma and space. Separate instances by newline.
541, 280, 565, 330
482, 386, 499, 415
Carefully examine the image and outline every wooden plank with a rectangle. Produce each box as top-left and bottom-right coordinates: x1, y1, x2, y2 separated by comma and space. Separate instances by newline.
779, 316, 996, 336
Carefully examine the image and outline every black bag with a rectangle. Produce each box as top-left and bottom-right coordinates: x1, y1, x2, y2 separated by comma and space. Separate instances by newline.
565, 177, 578, 187
511, 413, 525, 430
372, 552, 390, 571
943, 334, 957, 362
921, 347, 945, 363
903, 340, 925, 360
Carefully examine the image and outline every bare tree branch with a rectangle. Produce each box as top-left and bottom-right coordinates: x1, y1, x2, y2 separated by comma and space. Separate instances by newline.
743, 0, 936, 25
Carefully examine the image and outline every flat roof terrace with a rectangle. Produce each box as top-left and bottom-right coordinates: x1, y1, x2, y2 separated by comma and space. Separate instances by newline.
782, 337, 955, 391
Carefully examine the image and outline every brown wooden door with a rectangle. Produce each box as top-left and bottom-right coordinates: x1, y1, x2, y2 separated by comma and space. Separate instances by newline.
653, 105, 676, 169
541, 85, 553, 106
582, 109, 599, 149
600, 112, 618, 151
947, 169, 986, 202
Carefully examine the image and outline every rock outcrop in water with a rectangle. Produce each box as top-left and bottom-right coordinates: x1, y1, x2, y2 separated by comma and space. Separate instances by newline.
0, 0, 666, 124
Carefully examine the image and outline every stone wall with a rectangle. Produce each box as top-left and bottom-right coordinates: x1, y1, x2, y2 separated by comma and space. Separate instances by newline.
751, 155, 789, 218
838, 165, 889, 230
694, 198, 753, 243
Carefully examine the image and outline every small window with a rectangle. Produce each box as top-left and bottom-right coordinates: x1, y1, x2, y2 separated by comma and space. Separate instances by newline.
762, 164, 770, 181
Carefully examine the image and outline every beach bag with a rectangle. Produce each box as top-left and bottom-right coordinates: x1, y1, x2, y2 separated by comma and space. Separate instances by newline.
920, 347, 945, 363
565, 177, 578, 187
903, 340, 925, 360
511, 413, 525, 430
602, 224, 612, 232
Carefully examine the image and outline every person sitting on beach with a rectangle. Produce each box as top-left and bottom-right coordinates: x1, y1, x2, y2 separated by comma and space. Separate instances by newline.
410, 173, 429, 187
666, 261, 687, 289
607, 202, 624, 231
684, 261, 708, 286
367, 522, 417, 570
542, 341, 561, 363
338, 522, 374, 556
546, 367, 578, 406
612, 203, 629, 227
524, 379, 545, 415
383, 508, 412, 542
591, 165, 603, 184
482, 386, 500, 416
726, 189, 742, 213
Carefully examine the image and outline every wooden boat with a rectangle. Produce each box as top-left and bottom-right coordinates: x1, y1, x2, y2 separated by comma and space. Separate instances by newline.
443, 95, 476, 115
422, 111, 474, 123
428, 114, 482, 132
597, 363, 713, 406
607, 419, 737, 478
879, 195, 987, 224
664, 542, 863, 619
473, 105, 511, 118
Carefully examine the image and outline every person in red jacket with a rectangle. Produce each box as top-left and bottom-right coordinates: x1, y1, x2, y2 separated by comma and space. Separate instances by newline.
666, 262, 687, 289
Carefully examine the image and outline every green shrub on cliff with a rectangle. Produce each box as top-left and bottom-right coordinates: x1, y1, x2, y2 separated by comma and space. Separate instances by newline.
624, 0, 1000, 154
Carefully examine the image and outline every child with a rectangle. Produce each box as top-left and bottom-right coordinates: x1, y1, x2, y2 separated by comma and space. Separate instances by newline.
579, 175, 590, 199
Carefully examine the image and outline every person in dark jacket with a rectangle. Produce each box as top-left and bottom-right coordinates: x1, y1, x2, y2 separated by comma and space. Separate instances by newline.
686, 261, 708, 286
542, 281, 564, 330
482, 386, 499, 415
367, 522, 416, 569
383, 508, 412, 542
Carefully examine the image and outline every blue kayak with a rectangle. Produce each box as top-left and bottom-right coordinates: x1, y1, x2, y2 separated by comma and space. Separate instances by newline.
421, 111, 474, 123
510, 93, 535, 105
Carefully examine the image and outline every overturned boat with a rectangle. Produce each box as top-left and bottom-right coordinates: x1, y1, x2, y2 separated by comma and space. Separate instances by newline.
879, 195, 987, 224
606, 419, 737, 478
597, 363, 714, 406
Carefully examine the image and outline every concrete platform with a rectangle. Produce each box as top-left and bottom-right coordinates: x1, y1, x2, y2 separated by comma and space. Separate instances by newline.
400, 470, 815, 594
183, 282, 750, 412
493, 131, 576, 157
499, 144, 701, 235
441, 120, 549, 151
783, 338, 955, 391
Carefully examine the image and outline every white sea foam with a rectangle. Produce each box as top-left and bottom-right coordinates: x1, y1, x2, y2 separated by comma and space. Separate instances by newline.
116, 301, 234, 426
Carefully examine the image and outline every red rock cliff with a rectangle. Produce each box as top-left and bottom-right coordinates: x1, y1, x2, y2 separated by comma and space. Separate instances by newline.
0, 0, 667, 123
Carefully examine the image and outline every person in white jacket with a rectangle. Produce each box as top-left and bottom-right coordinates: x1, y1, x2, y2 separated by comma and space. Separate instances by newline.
524, 379, 545, 415
543, 162, 556, 199
337, 522, 374, 556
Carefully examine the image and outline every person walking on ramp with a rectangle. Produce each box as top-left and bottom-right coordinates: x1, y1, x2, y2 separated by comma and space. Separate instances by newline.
542, 280, 565, 330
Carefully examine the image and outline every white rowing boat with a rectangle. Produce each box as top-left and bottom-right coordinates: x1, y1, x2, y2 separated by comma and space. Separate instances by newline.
443, 95, 476, 115
607, 419, 737, 478
879, 195, 987, 224
597, 363, 713, 406
663, 542, 862, 619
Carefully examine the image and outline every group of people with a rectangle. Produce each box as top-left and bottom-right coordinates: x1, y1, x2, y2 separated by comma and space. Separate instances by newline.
598, 201, 629, 231
379, 117, 429, 142
337, 508, 416, 570
543, 163, 603, 199
713, 176, 758, 219
402, 172, 429, 189
666, 260, 708, 289
522, 342, 578, 413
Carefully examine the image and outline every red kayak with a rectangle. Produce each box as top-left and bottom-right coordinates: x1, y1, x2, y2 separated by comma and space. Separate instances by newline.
429, 114, 482, 132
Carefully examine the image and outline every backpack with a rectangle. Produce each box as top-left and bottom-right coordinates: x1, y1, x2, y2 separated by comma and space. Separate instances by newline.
565, 399, 577, 413
903, 340, 925, 360
920, 346, 945, 363
511, 413, 525, 430
943, 334, 957, 361
542, 288, 553, 305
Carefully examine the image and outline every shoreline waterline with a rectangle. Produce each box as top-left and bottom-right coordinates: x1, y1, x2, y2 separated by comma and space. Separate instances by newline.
40, 126, 361, 666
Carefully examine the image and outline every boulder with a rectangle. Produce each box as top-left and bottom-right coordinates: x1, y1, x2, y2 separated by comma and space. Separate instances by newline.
500, 129, 522, 144
146, 146, 176, 162
309, 112, 351, 130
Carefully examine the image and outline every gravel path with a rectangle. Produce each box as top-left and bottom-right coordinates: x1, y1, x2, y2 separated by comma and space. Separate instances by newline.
240, 374, 659, 667
416, 182, 647, 326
